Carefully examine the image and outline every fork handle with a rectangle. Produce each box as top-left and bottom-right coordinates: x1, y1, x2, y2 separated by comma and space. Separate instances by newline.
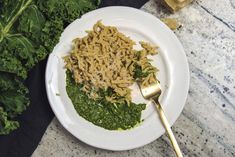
152, 99, 183, 157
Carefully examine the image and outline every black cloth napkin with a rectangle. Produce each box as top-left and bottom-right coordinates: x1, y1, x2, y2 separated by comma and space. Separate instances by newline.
0, 0, 148, 157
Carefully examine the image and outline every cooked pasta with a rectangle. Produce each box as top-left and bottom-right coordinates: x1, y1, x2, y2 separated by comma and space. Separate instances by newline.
64, 21, 158, 104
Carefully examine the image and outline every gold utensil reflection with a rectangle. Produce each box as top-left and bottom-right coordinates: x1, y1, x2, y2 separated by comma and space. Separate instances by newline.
139, 80, 183, 157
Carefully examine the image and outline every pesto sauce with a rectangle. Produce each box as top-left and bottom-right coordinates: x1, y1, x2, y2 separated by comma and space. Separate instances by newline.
66, 71, 146, 130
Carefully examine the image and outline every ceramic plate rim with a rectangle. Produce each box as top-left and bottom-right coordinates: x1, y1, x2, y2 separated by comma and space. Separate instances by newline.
45, 6, 190, 151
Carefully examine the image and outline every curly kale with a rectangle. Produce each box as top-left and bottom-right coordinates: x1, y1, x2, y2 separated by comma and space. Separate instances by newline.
0, 0, 100, 135
134, 64, 150, 79
0, 73, 29, 117
0, 107, 19, 135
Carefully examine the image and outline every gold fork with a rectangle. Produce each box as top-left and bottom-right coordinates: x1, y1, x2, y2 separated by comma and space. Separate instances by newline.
139, 80, 183, 157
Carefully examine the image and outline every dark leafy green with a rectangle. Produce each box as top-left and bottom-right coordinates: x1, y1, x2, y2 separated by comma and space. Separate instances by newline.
66, 71, 146, 130
0, 107, 19, 135
0, 0, 100, 135
134, 64, 149, 79
0, 73, 29, 117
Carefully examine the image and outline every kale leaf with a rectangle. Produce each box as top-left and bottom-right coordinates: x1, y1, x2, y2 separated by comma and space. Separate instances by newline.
0, 0, 100, 135
134, 64, 149, 79
0, 107, 19, 135
0, 73, 29, 118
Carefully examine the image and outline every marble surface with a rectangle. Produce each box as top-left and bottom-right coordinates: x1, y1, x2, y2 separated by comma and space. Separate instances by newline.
32, 0, 235, 156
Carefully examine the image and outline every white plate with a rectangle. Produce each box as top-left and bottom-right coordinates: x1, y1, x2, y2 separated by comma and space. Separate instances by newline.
45, 6, 190, 151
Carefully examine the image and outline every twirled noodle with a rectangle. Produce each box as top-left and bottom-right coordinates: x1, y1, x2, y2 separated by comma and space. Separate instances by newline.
64, 21, 158, 104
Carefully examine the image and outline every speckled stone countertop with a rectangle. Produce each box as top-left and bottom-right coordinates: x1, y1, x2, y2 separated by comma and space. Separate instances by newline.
32, 0, 235, 156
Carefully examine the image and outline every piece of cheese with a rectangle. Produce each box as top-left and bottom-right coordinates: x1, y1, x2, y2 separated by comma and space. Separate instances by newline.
158, 0, 192, 12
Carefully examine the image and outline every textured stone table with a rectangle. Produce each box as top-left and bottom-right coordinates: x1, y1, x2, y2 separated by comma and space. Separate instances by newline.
32, 0, 235, 156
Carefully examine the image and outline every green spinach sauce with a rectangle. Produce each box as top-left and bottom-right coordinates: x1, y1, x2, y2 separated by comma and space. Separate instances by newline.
66, 71, 146, 130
